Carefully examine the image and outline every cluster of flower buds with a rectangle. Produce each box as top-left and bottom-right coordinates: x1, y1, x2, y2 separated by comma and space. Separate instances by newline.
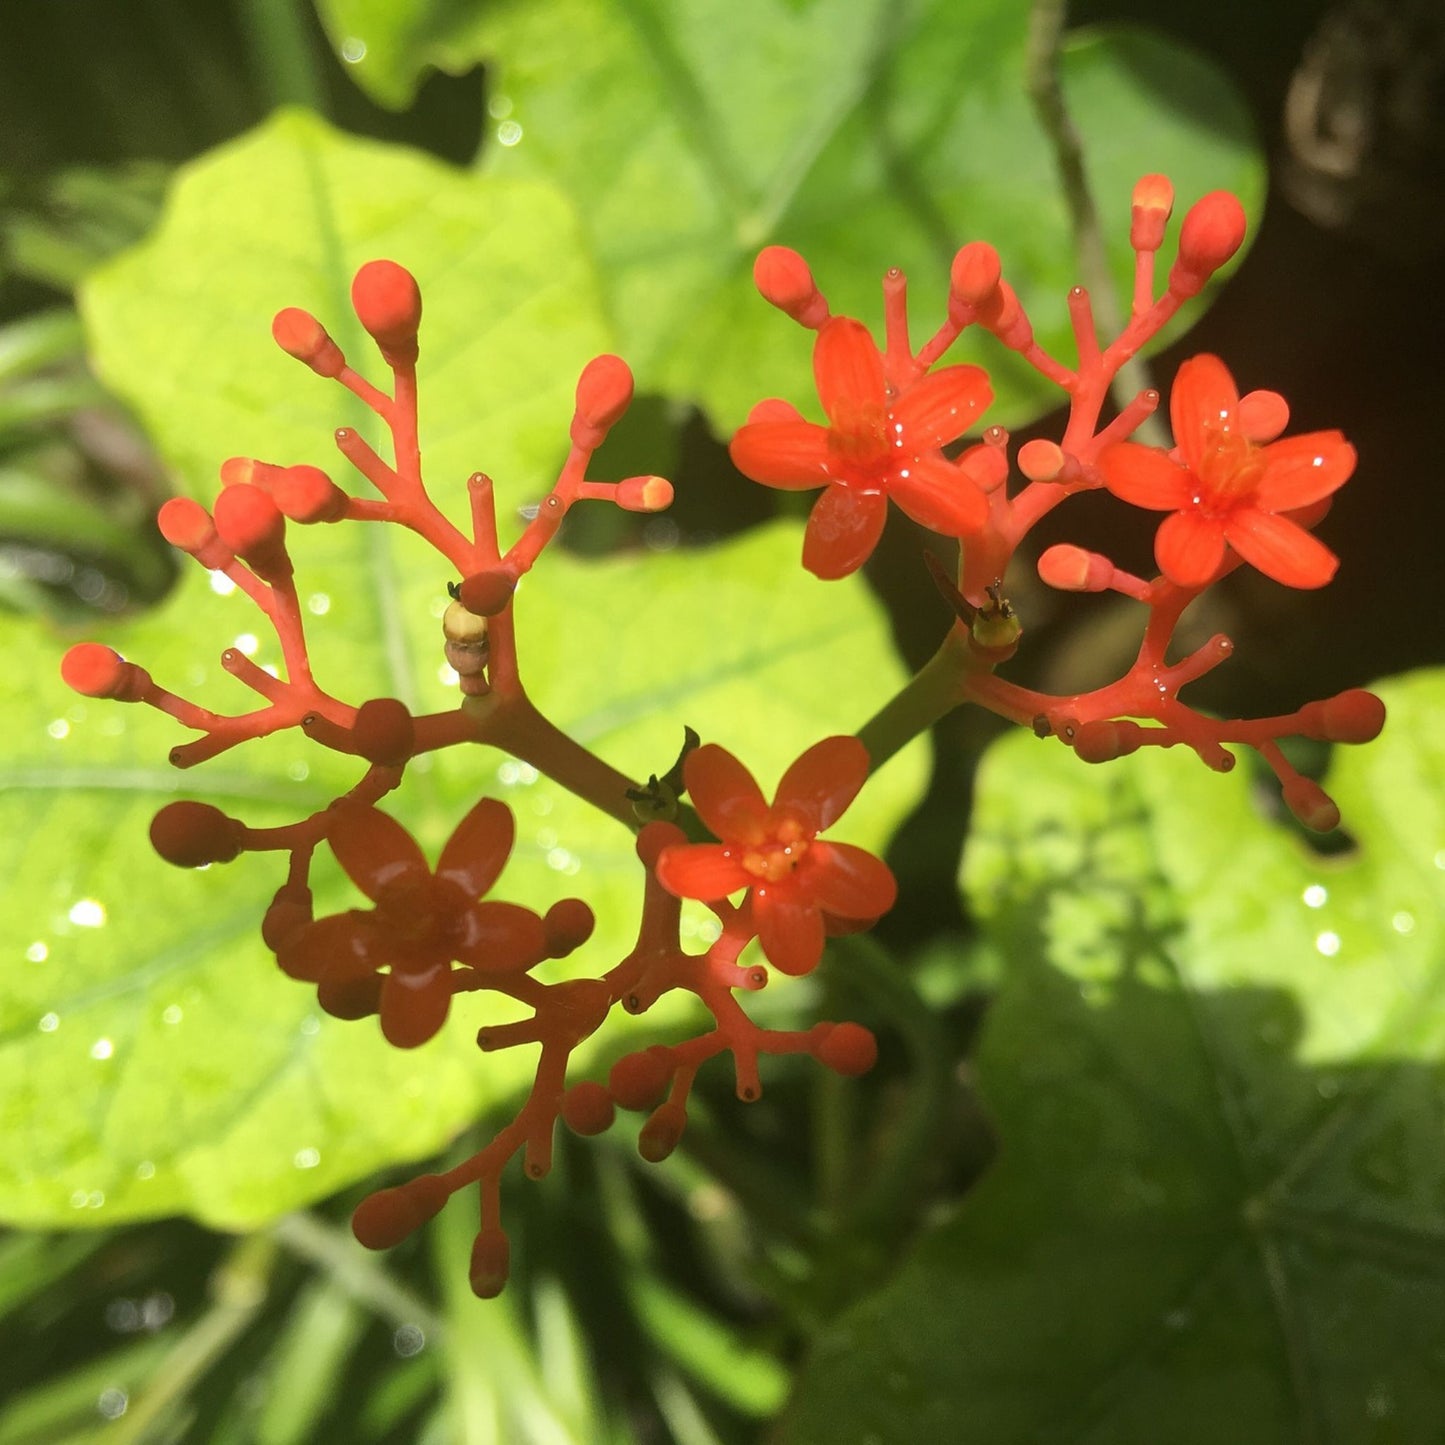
60, 259, 894, 1296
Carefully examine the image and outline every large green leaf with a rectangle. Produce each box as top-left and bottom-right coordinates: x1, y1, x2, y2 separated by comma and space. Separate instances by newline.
0, 112, 925, 1229
317, 0, 1263, 429
785, 670, 1445, 1443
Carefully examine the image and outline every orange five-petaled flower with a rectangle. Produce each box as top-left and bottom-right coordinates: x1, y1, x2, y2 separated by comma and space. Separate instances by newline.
729, 317, 993, 580
655, 736, 897, 976
278, 798, 546, 1048
1097, 353, 1356, 590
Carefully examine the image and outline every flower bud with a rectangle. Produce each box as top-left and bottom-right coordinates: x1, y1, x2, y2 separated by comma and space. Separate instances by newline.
1301, 688, 1386, 743
615, 474, 674, 513
1072, 719, 1145, 764
560, 1081, 615, 1136
61, 643, 149, 701
274, 464, 348, 523
950, 241, 1002, 306
1018, 439, 1065, 482
608, 1045, 674, 1111
1169, 191, 1247, 297
638, 1102, 686, 1162
157, 497, 232, 570
753, 245, 829, 327
958, 441, 1009, 493
353, 1174, 450, 1251
272, 307, 345, 377
817, 1022, 878, 1076
457, 568, 515, 617
1129, 174, 1174, 252
1282, 777, 1340, 833
351, 259, 421, 366
469, 1228, 511, 1298
1038, 543, 1114, 592
149, 800, 244, 867
351, 697, 415, 765
220, 456, 283, 490
213, 483, 291, 580
981, 281, 1032, 349
544, 898, 595, 957
570, 354, 634, 448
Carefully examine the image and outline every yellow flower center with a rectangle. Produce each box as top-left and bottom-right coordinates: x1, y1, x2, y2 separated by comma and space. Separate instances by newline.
739, 818, 810, 883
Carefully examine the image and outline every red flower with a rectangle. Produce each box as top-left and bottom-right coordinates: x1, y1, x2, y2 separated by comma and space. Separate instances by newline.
729, 318, 992, 579
278, 798, 546, 1048
655, 736, 897, 975
1098, 354, 1356, 589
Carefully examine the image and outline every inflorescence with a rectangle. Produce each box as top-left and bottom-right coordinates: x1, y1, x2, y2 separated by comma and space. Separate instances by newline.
60, 179, 1383, 1296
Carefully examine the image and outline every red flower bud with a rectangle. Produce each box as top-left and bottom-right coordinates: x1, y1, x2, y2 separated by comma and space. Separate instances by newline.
544, 898, 595, 957
615, 474, 674, 512
469, 1228, 511, 1298
352, 1174, 450, 1251
950, 240, 1002, 307
351, 697, 415, 765
351, 260, 422, 366
272, 307, 345, 377
61, 643, 149, 701
1301, 689, 1386, 743
213, 483, 291, 580
753, 246, 828, 327
1129, 174, 1174, 252
158, 497, 232, 570
1282, 777, 1341, 833
980, 280, 1032, 349
274, 465, 348, 524
1038, 543, 1114, 592
149, 800, 243, 867
560, 1081, 615, 1136
817, 1022, 878, 1076
1237, 390, 1290, 445
608, 1045, 674, 1111
1169, 191, 1247, 297
457, 567, 515, 617
1072, 719, 1145, 764
570, 354, 634, 447
638, 1102, 685, 1162
1018, 439, 1065, 482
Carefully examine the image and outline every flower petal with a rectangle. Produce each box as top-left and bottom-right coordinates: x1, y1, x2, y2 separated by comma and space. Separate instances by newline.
655, 842, 751, 901
801, 485, 887, 579
1253, 431, 1356, 511
1097, 443, 1192, 510
803, 841, 898, 918
277, 911, 379, 983
455, 900, 547, 972
753, 890, 826, 975
1224, 507, 1339, 589
890, 364, 992, 448
1155, 509, 1227, 589
1170, 354, 1239, 473
380, 965, 452, 1048
774, 735, 869, 832
329, 804, 429, 901
436, 796, 514, 897
683, 744, 770, 845
729, 421, 832, 488
889, 453, 989, 536
813, 317, 885, 428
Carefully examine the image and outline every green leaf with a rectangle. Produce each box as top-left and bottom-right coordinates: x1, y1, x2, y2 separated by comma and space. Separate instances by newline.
0, 109, 924, 1227
784, 670, 1445, 1443
319, 0, 1262, 429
